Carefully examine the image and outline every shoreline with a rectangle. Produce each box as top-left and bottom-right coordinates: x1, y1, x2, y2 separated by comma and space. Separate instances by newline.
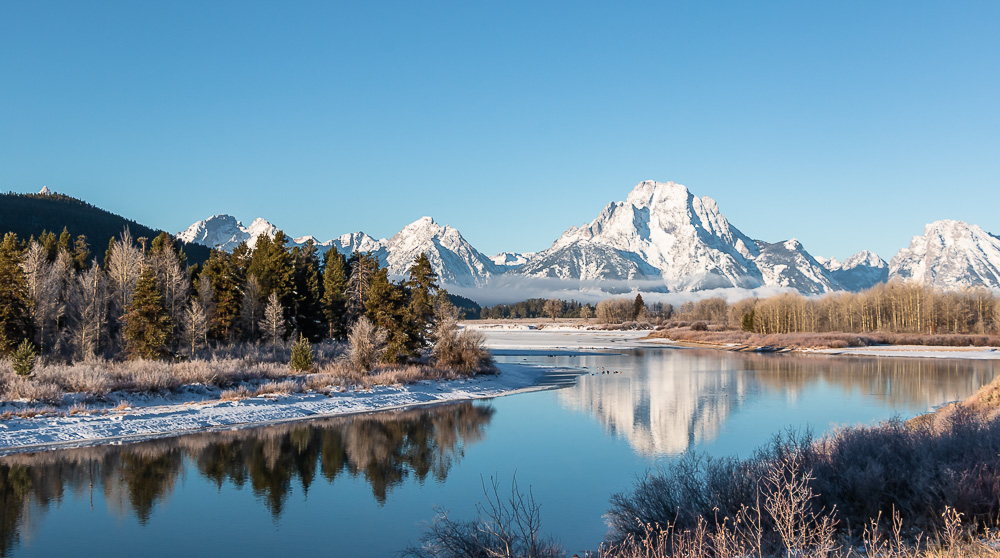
4, 327, 999, 454
0, 362, 564, 455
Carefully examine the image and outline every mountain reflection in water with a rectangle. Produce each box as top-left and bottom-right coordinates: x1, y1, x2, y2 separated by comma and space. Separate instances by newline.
0, 402, 494, 556
556, 350, 999, 456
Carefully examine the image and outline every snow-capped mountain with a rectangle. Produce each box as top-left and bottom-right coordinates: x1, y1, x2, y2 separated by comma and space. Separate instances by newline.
754, 239, 840, 294
179, 215, 498, 288
382, 217, 499, 288
178, 215, 257, 251
178, 183, 998, 299
821, 250, 888, 292
889, 220, 1000, 290
522, 181, 763, 291
518, 181, 848, 294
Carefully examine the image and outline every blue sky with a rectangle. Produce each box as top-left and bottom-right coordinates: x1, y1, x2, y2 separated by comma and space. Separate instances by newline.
2, 1, 998, 261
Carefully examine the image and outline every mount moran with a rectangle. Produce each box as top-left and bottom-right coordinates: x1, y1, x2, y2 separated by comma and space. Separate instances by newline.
179, 181, 1000, 300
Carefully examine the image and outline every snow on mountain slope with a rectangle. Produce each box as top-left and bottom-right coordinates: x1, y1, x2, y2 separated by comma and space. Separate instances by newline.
755, 239, 842, 294
523, 181, 763, 291
179, 215, 496, 288
178, 214, 257, 251
829, 250, 888, 291
889, 220, 1000, 290
517, 241, 667, 293
383, 217, 500, 288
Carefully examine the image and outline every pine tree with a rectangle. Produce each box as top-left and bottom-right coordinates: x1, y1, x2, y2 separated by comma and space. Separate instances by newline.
321, 249, 349, 339
72, 234, 90, 271
290, 240, 325, 342
247, 231, 292, 303
149, 232, 190, 340
290, 333, 314, 373
123, 266, 173, 360
633, 293, 646, 320
346, 252, 379, 321
12, 339, 37, 376
0, 233, 33, 355
364, 268, 416, 363
202, 249, 241, 341
405, 252, 439, 349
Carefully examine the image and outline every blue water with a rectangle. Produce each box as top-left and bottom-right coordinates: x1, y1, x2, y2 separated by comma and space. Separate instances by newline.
2, 349, 997, 557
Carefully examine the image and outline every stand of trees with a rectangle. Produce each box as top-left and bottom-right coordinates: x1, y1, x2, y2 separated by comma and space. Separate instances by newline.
479, 298, 595, 320
0, 227, 456, 364
612, 283, 1000, 335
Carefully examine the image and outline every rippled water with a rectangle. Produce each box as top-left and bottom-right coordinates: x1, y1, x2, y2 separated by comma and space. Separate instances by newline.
2, 349, 997, 557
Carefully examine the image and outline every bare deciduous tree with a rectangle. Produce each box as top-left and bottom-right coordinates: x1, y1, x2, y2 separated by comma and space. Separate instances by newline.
542, 298, 563, 321
180, 301, 209, 357
150, 244, 189, 332
106, 228, 144, 321
239, 275, 263, 341
260, 292, 285, 355
66, 262, 108, 360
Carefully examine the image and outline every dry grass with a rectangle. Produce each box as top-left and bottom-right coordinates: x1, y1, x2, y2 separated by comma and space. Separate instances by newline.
1, 335, 487, 412
604, 377, 1000, 556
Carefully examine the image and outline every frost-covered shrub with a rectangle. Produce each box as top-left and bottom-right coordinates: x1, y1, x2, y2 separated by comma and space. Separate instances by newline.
433, 318, 494, 375
348, 317, 387, 372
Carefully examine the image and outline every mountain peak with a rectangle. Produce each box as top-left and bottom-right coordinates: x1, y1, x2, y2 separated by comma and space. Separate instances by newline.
890, 219, 1000, 290
625, 180, 690, 208
38, 186, 52, 195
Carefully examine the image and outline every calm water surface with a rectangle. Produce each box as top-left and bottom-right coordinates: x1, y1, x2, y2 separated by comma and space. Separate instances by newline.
2, 349, 997, 557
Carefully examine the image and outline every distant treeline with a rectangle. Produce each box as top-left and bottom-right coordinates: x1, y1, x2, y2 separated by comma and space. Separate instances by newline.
478, 298, 596, 320
0, 191, 211, 266
596, 283, 1000, 335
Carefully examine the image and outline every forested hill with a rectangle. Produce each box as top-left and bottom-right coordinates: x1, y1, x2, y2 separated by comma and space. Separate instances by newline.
0, 192, 211, 265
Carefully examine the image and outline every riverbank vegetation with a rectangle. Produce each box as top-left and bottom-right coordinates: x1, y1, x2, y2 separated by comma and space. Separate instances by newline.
408, 377, 1000, 558
0, 227, 493, 408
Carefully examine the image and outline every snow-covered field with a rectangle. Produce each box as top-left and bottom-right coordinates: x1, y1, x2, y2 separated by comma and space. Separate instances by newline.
0, 363, 552, 454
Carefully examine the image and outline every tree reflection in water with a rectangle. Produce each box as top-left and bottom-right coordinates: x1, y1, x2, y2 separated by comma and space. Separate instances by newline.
0, 402, 494, 556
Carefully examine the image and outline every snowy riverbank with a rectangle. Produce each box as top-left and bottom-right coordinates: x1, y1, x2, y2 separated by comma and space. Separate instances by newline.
0, 362, 553, 454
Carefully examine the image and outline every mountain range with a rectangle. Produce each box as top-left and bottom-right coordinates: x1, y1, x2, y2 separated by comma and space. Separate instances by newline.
178, 181, 1000, 300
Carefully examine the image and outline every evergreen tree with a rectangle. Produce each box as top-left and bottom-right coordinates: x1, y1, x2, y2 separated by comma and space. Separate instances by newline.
346, 252, 379, 321
40, 230, 58, 262
364, 268, 416, 363
202, 249, 241, 341
247, 231, 292, 303
57, 227, 72, 254
321, 249, 349, 339
149, 232, 190, 341
123, 266, 173, 360
12, 339, 37, 376
72, 234, 91, 271
633, 293, 646, 320
0, 233, 33, 354
290, 333, 314, 372
290, 240, 325, 342
405, 252, 439, 348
